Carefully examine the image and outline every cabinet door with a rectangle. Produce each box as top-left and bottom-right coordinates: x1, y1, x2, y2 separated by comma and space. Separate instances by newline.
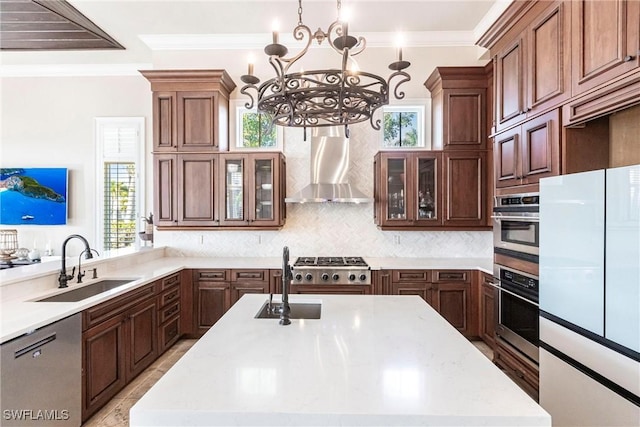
520, 109, 560, 185
413, 153, 442, 225
391, 282, 434, 305
196, 282, 231, 335
219, 154, 249, 226
250, 154, 282, 226
177, 154, 219, 226
494, 126, 522, 188
480, 279, 497, 349
571, 0, 640, 96
154, 154, 178, 226
232, 282, 271, 305
443, 151, 486, 227
434, 282, 473, 336
527, 1, 571, 113
152, 91, 177, 152
176, 91, 219, 151
270, 269, 283, 295
443, 88, 486, 149
496, 36, 527, 131
378, 153, 412, 225
125, 299, 158, 382
83, 316, 126, 420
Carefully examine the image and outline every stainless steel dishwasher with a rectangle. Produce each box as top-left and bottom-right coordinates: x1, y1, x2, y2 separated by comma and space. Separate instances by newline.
1, 313, 81, 426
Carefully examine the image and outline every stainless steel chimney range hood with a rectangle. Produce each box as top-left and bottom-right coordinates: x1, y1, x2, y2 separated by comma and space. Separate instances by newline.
285, 127, 372, 204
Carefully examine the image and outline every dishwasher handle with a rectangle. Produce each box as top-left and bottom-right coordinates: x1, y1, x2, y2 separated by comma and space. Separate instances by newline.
14, 333, 56, 359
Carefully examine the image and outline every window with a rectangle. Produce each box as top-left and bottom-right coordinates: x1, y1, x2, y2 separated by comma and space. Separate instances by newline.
381, 105, 426, 148
95, 118, 144, 251
231, 101, 283, 150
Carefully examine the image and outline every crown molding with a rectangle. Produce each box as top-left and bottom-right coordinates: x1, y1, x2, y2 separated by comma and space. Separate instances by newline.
138, 30, 478, 51
0, 63, 153, 77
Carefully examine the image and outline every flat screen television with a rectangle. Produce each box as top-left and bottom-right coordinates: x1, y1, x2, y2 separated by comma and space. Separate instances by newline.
0, 168, 68, 225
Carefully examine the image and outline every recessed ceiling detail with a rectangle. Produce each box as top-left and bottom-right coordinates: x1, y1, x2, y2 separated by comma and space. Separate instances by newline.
0, 0, 124, 50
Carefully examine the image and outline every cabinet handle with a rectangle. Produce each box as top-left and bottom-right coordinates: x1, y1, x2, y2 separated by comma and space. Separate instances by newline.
515, 369, 525, 379
624, 55, 636, 62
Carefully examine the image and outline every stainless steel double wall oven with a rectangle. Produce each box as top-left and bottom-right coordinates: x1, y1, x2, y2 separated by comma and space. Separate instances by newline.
493, 193, 540, 363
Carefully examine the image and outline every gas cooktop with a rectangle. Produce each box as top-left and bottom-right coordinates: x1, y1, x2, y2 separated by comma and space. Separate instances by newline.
291, 257, 371, 285
293, 256, 368, 267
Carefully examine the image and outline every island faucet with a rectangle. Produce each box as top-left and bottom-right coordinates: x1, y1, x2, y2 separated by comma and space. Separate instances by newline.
280, 246, 292, 325
58, 234, 94, 288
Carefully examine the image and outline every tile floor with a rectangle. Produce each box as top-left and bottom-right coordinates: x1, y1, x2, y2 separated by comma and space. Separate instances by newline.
83, 339, 494, 427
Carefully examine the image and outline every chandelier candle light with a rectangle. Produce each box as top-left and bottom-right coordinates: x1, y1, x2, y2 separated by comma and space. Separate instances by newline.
240, 0, 411, 138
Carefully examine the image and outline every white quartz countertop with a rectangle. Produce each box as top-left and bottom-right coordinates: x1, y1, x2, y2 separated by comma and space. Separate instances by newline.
130, 294, 550, 426
0, 254, 492, 343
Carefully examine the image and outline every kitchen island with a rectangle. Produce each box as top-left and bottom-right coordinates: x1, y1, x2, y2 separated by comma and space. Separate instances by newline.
130, 294, 550, 426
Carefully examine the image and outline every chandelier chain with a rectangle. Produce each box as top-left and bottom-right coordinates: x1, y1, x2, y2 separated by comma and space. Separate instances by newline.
297, 0, 303, 26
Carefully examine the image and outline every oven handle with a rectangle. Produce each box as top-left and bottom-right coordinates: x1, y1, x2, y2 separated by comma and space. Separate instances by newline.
484, 281, 540, 307
491, 215, 540, 221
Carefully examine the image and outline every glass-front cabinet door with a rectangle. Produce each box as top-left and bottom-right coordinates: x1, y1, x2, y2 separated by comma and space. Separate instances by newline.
375, 151, 441, 227
251, 155, 279, 226
414, 153, 440, 225
219, 155, 248, 225
219, 152, 283, 227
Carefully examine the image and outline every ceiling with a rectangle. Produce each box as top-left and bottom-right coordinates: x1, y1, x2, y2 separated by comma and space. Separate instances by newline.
0, 0, 511, 76
2, 0, 509, 49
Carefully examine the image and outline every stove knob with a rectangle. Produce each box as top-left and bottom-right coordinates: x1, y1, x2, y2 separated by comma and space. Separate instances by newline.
305, 273, 313, 281
321, 273, 329, 282
359, 274, 367, 281
332, 273, 340, 281
294, 273, 302, 281
348, 273, 356, 281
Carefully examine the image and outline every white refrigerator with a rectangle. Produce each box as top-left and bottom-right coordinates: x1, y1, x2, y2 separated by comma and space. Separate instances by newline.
539, 164, 640, 426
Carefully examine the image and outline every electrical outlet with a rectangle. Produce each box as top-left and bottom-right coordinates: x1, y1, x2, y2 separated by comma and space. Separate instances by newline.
394, 235, 400, 245
257, 235, 262, 244
199, 235, 204, 245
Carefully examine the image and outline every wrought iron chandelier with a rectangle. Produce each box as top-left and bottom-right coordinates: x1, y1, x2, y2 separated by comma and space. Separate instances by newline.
240, 0, 411, 138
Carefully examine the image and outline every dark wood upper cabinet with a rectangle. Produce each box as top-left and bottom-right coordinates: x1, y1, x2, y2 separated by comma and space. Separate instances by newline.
425, 67, 488, 150
177, 154, 219, 227
443, 151, 487, 227
494, 108, 560, 193
492, 1, 570, 132
141, 70, 236, 152
571, 0, 640, 96
374, 150, 489, 230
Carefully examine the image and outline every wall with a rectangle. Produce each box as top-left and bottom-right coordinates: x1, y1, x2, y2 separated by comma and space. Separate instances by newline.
1, 45, 492, 258
610, 104, 640, 167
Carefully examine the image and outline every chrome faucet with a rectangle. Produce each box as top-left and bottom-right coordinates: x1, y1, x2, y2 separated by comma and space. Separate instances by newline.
280, 246, 292, 325
58, 234, 94, 288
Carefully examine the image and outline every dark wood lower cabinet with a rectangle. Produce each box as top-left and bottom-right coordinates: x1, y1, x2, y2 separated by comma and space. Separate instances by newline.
196, 281, 231, 335
125, 299, 158, 382
391, 282, 436, 305
480, 273, 497, 349
82, 314, 126, 421
82, 294, 158, 421
434, 282, 473, 335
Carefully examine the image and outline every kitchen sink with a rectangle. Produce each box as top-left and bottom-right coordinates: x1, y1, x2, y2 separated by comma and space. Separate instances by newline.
36, 279, 139, 302
255, 300, 321, 319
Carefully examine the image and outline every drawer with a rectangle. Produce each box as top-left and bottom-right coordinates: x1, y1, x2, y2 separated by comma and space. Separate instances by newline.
433, 270, 471, 283
194, 269, 230, 282
392, 270, 430, 283
83, 283, 157, 330
159, 316, 181, 354
160, 272, 181, 291
159, 285, 180, 308
494, 342, 539, 400
159, 301, 180, 324
231, 269, 269, 283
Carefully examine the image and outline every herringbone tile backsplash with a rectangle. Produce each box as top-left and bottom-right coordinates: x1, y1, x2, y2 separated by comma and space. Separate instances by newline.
156, 123, 492, 258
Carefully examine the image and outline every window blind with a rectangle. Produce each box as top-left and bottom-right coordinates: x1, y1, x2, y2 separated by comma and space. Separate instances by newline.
100, 121, 140, 250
